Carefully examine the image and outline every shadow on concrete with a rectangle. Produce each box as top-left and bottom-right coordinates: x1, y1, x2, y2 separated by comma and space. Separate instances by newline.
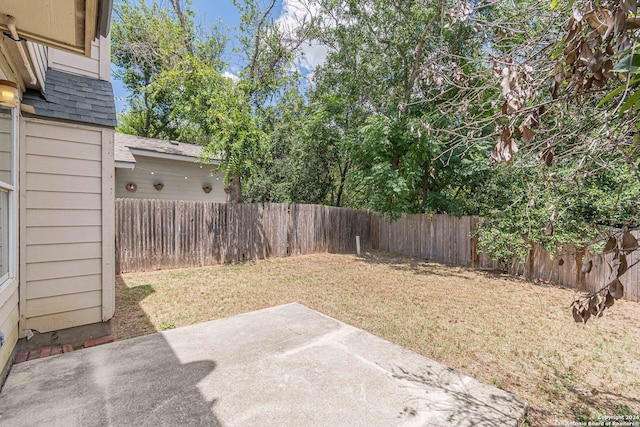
390, 365, 527, 426
0, 329, 222, 426
2, 303, 530, 426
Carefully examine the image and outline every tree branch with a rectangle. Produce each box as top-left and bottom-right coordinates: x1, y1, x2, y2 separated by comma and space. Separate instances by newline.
403, 2, 442, 106
170, 0, 194, 55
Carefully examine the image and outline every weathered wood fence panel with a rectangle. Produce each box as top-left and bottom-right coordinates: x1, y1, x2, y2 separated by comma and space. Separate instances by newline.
506, 231, 640, 302
116, 200, 375, 273
116, 199, 638, 301
377, 212, 638, 301
378, 214, 478, 266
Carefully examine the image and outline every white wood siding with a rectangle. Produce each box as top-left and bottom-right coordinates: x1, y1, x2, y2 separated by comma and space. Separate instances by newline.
0, 279, 18, 376
0, 113, 16, 372
48, 36, 110, 81
116, 156, 226, 202
21, 119, 107, 333
101, 129, 114, 320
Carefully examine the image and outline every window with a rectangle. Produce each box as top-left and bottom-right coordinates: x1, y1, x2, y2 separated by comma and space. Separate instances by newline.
0, 106, 16, 288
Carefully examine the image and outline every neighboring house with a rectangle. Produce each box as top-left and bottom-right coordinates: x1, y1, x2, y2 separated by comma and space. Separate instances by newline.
115, 133, 227, 203
0, 1, 116, 379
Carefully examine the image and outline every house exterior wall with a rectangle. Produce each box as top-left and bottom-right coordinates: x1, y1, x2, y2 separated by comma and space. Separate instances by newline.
116, 156, 226, 203
19, 118, 114, 333
0, 278, 17, 376
0, 111, 17, 378
0, 0, 115, 381
48, 36, 110, 81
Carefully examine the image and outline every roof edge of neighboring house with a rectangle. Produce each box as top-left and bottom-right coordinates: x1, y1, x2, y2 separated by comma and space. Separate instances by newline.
114, 132, 220, 168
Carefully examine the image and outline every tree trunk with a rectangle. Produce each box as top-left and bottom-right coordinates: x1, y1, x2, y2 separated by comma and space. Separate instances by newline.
170, 0, 194, 55
143, 74, 151, 137
335, 160, 350, 207
229, 173, 243, 203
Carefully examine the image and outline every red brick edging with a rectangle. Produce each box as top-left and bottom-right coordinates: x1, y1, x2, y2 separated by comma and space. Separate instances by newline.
15, 344, 74, 364
14, 335, 114, 364
83, 335, 114, 348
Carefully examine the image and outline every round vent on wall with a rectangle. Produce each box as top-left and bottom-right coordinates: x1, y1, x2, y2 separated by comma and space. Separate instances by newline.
154, 181, 164, 191
202, 184, 212, 193
126, 183, 137, 192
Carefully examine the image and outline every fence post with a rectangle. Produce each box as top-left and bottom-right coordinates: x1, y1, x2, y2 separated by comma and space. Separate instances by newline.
469, 216, 479, 268
575, 248, 586, 291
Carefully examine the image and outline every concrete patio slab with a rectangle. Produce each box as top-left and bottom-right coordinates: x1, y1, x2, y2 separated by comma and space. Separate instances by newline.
0, 303, 527, 426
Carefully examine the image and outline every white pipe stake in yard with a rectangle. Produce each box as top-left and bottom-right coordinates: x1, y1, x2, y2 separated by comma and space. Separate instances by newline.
356, 235, 361, 256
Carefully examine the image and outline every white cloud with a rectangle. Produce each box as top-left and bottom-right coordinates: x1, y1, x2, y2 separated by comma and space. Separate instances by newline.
298, 41, 330, 71
276, 0, 329, 71
222, 71, 240, 83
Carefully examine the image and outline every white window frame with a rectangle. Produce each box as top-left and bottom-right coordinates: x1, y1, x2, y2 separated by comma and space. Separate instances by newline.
0, 107, 17, 290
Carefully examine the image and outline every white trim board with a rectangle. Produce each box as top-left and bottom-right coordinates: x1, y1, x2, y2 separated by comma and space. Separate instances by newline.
115, 161, 135, 169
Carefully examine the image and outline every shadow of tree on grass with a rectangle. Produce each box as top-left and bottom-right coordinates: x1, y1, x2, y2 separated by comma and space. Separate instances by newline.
354, 250, 475, 281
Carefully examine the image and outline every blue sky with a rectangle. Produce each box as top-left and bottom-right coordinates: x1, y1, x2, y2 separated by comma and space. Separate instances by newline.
111, 0, 283, 112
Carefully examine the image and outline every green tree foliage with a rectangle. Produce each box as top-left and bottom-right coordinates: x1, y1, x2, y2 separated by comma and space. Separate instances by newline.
112, 0, 226, 139
111, 0, 639, 264
153, 55, 269, 200
298, 0, 639, 260
474, 0, 640, 260
305, 0, 495, 216
245, 86, 361, 207
244, 89, 337, 204
112, 0, 297, 202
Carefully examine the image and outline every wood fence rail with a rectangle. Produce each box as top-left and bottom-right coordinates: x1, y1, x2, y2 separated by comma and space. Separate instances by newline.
115, 199, 639, 301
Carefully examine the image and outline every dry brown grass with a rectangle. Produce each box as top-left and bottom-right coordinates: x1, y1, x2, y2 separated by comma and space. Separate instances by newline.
112, 251, 640, 425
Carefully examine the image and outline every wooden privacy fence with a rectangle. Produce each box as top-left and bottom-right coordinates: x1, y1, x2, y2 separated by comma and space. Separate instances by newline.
377, 214, 498, 269
376, 213, 639, 302
116, 199, 376, 273
116, 199, 639, 302
507, 234, 640, 302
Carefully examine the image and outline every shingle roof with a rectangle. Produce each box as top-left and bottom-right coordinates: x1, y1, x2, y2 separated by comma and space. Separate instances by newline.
115, 133, 217, 165
22, 69, 117, 128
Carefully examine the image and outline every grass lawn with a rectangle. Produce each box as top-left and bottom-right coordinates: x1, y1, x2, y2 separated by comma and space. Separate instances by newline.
112, 251, 640, 425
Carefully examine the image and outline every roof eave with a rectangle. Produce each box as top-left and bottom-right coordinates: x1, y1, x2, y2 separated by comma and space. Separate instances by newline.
129, 148, 218, 165
115, 161, 136, 169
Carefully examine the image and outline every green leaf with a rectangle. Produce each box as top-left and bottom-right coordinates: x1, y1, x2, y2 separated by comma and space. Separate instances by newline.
613, 53, 640, 73
619, 89, 640, 114
598, 76, 640, 106
550, 44, 564, 60
551, 0, 560, 10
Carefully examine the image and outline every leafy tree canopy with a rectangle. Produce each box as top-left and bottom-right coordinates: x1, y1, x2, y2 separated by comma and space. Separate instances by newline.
112, 0, 640, 262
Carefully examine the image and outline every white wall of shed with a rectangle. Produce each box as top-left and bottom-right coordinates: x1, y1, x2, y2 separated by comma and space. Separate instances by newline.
116, 156, 227, 203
